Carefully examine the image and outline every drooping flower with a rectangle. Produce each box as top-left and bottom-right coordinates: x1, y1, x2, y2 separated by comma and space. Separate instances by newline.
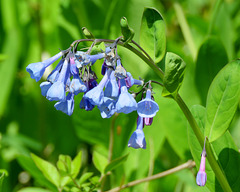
115, 79, 137, 114
80, 95, 95, 111
104, 69, 119, 98
26, 52, 63, 82
46, 59, 69, 101
40, 81, 52, 96
84, 69, 110, 106
125, 72, 144, 88
137, 89, 159, 118
70, 75, 87, 95
196, 138, 207, 186
128, 116, 146, 149
54, 92, 74, 116
98, 97, 116, 118
47, 59, 64, 83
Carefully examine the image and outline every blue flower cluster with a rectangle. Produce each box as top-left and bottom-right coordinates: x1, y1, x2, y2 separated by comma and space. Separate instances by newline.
26, 43, 159, 149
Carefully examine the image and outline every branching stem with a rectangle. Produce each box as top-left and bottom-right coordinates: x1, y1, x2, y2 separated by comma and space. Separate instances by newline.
106, 160, 196, 192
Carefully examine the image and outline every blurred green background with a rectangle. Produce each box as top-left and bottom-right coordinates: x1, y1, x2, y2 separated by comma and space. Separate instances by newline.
1, 0, 240, 191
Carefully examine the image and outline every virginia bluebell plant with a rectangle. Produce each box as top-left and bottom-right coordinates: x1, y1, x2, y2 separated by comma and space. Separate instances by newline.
26, 39, 159, 150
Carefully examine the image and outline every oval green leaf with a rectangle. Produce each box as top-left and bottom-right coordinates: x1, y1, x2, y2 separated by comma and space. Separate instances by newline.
195, 36, 228, 105
162, 52, 186, 98
140, 7, 166, 63
205, 59, 240, 142
31, 153, 60, 188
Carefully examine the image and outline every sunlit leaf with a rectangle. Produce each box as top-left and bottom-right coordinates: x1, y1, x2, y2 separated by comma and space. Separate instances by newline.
140, 7, 166, 63
205, 59, 240, 142
31, 154, 60, 188
17, 156, 57, 191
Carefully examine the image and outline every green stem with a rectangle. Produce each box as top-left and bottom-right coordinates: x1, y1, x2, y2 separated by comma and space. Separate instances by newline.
106, 160, 196, 192
173, 2, 197, 60
175, 95, 232, 192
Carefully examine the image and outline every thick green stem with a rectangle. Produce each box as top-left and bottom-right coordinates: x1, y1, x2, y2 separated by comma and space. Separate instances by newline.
175, 95, 232, 192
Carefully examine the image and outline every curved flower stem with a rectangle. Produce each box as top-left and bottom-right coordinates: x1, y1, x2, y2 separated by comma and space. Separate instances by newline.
175, 94, 232, 192
131, 40, 154, 63
106, 160, 196, 192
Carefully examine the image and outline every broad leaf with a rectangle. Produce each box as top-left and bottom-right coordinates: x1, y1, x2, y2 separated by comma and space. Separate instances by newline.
17, 155, 57, 191
140, 7, 166, 63
212, 131, 240, 192
92, 150, 108, 174
195, 36, 228, 105
162, 52, 186, 98
31, 154, 60, 188
205, 59, 240, 142
104, 154, 128, 174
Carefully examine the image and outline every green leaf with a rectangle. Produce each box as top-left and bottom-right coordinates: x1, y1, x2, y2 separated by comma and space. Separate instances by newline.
17, 155, 57, 191
187, 105, 217, 192
140, 7, 166, 63
18, 187, 52, 192
79, 172, 93, 185
71, 151, 82, 178
57, 155, 72, 174
31, 153, 60, 188
162, 52, 186, 99
120, 17, 135, 44
82, 27, 95, 39
212, 131, 240, 191
104, 154, 128, 174
92, 150, 108, 174
205, 59, 240, 142
195, 36, 228, 105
